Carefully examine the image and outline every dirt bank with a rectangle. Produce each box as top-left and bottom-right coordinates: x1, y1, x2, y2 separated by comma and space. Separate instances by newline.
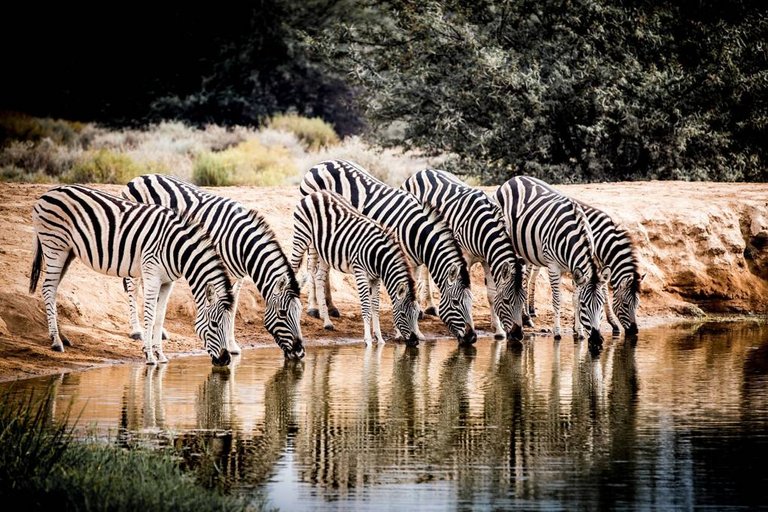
1, 181, 766, 382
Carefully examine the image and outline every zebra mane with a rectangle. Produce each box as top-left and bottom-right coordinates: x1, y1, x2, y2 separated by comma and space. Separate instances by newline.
615, 223, 643, 293
171, 209, 235, 309
243, 208, 301, 295
418, 201, 471, 288
571, 200, 604, 278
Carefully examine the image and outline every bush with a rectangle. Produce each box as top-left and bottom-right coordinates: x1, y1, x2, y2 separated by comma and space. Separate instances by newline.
192, 139, 298, 186
267, 114, 340, 151
63, 149, 148, 184
0, 111, 87, 147
0, 387, 247, 511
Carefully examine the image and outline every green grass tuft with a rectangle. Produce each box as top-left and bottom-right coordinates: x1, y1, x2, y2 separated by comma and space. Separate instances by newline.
267, 113, 340, 151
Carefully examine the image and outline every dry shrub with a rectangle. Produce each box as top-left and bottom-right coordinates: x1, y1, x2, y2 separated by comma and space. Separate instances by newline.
192, 139, 298, 186
267, 114, 340, 151
63, 149, 150, 184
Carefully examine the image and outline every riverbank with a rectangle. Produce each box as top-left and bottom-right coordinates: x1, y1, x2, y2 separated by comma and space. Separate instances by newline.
1, 181, 766, 382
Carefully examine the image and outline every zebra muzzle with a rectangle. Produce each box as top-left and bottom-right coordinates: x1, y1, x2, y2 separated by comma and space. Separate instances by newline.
406, 332, 420, 347
626, 323, 638, 336
211, 348, 231, 367
506, 324, 524, 342
462, 328, 477, 345
588, 328, 604, 347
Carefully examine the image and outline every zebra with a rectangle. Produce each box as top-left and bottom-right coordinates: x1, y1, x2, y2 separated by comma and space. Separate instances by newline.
401, 169, 527, 342
29, 184, 235, 366
495, 176, 610, 350
525, 198, 643, 336
121, 174, 305, 360
291, 190, 422, 346
300, 159, 476, 345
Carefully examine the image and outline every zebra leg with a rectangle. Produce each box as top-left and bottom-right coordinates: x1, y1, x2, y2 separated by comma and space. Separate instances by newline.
418, 265, 438, 316
124, 277, 144, 340
226, 278, 243, 355
314, 260, 334, 330
604, 283, 621, 336
151, 281, 173, 364
483, 261, 505, 340
571, 284, 585, 340
369, 278, 385, 344
325, 275, 340, 318
548, 267, 563, 341
306, 249, 320, 319
141, 276, 162, 365
353, 268, 374, 345
40, 248, 75, 351
526, 266, 540, 321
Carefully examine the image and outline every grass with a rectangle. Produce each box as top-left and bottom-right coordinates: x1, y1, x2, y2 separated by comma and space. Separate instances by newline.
0, 386, 252, 511
0, 112, 444, 186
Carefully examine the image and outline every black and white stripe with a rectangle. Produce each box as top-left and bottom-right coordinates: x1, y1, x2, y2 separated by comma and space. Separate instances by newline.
527, 199, 643, 336
122, 174, 304, 359
300, 160, 476, 345
495, 176, 609, 349
402, 169, 527, 342
29, 185, 235, 366
291, 191, 422, 346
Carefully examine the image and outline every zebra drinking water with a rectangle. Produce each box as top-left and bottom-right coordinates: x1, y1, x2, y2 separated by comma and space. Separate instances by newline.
495, 176, 609, 350
291, 191, 422, 346
300, 160, 476, 345
402, 169, 527, 342
525, 198, 643, 336
121, 174, 305, 360
29, 185, 235, 366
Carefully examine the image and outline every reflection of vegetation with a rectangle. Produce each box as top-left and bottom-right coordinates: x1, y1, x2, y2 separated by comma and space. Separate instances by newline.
0, 386, 246, 511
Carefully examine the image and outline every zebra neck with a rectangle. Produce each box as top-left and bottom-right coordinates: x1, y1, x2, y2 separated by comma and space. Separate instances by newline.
176, 238, 229, 310
240, 228, 293, 299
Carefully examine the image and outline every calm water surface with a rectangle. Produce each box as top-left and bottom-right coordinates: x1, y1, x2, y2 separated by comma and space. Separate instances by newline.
4, 321, 768, 511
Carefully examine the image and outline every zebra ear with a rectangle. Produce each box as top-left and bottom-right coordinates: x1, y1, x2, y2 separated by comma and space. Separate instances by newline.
499, 261, 511, 282
205, 283, 216, 305
396, 282, 408, 301
448, 263, 460, 282
275, 274, 289, 294
573, 269, 586, 286
600, 267, 611, 283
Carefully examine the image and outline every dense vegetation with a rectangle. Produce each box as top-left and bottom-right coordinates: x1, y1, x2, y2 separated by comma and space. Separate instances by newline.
0, 388, 250, 511
1, 1, 765, 184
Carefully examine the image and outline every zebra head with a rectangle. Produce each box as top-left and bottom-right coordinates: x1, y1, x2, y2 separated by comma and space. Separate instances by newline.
493, 259, 527, 342
265, 274, 305, 360
439, 263, 476, 345
196, 283, 234, 367
613, 272, 644, 336
391, 281, 422, 347
574, 266, 610, 350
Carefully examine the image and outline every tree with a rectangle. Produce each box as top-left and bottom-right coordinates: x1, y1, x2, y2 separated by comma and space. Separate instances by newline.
313, 0, 767, 183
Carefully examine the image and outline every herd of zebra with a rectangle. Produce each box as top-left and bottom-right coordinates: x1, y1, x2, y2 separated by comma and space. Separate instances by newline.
29, 159, 643, 367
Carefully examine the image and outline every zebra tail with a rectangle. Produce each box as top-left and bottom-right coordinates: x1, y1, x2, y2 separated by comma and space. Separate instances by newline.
29, 237, 42, 294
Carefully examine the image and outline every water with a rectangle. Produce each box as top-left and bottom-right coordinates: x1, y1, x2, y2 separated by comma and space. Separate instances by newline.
3, 321, 768, 510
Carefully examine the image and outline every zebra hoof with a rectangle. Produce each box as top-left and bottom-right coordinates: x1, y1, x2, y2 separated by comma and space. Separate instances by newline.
418, 311, 424, 321
523, 316, 534, 328
323, 324, 335, 331
308, 309, 320, 319
554, 334, 562, 341
329, 307, 340, 318
61, 334, 72, 347
129, 332, 142, 341
494, 333, 505, 341
424, 307, 438, 316
162, 330, 169, 340
51, 343, 65, 353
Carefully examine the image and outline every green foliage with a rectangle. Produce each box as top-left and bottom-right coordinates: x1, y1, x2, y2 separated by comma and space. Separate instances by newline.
64, 149, 151, 184
193, 139, 298, 186
267, 113, 340, 151
0, 387, 248, 511
314, 0, 767, 183
0, 111, 86, 147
